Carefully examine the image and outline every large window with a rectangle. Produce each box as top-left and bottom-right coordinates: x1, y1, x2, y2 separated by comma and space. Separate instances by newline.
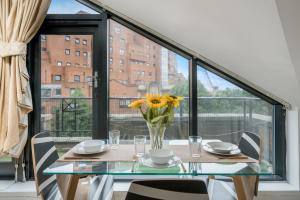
197, 65, 273, 168
108, 20, 189, 140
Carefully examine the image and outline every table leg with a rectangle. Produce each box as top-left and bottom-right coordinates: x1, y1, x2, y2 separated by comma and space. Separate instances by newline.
57, 175, 80, 200
232, 176, 257, 200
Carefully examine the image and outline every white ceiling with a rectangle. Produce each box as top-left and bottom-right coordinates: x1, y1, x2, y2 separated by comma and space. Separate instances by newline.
93, 0, 300, 107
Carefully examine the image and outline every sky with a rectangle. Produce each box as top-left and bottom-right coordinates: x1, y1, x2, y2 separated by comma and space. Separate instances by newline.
49, 0, 237, 91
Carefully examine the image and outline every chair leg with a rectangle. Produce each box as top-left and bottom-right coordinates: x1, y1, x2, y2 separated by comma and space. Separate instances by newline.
233, 176, 257, 200
57, 175, 80, 200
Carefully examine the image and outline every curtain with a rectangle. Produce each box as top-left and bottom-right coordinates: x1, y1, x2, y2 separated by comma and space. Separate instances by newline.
0, 0, 51, 158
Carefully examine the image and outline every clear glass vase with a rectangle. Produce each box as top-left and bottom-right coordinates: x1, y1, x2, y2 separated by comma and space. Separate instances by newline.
147, 122, 166, 150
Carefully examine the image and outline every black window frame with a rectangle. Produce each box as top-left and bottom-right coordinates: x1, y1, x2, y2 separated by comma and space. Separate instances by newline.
79, 0, 286, 181
1, 0, 283, 181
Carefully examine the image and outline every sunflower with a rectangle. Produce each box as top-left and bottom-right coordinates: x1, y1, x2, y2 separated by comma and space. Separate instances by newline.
164, 95, 184, 107
128, 99, 145, 109
146, 94, 167, 108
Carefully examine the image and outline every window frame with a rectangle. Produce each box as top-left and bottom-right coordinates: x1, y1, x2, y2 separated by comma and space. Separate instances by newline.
19, 0, 286, 181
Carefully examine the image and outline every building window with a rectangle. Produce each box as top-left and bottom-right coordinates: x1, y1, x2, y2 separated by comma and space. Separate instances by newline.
41, 47, 47, 51
55, 88, 62, 96
83, 39, 87, 45
109, 58, 113, 65
75, 63, 80, 67
54, 75, 61, 81
120, 59, 124, 65
74, 75, 80, 82
109, 36, 113, 43
66, 62, 71, 66
75, 38, 80, 44
120, 49, 125, 55
41, 35, 47, 41
109, 47, 113, 54
57, 61, 62, 66
86, 76, 92, 82
76, 51, 80, 56
120, 38, 125, 45
70, 88, 76, 96
119, 99, 131, 108
83, 52, 88, 57
65, 49, 70, 55
115, 26, 121, 33
65, 35, 70, 41
41, 89, 51, 97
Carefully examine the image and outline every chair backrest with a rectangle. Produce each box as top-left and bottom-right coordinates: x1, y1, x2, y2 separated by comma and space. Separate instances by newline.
125, 179, 209, 200
31, 132, 62, 200
238, 131, 261, 161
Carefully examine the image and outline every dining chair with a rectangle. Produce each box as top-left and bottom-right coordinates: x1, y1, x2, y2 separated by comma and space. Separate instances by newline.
31, 131, 113, 200
208, 131, 261, 200
124, 179, 209, 200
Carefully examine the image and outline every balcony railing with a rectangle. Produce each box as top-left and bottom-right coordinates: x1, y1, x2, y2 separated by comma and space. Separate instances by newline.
41, 96, 272, 138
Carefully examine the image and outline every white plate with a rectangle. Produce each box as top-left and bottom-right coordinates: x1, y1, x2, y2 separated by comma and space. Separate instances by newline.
72, 144, 108, 155
203, 144, 241, 156
206, 142, 238, 153
141, 154, 179, 168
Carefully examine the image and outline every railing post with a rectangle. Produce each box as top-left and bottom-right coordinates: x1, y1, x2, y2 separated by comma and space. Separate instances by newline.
55, 109, 60, 137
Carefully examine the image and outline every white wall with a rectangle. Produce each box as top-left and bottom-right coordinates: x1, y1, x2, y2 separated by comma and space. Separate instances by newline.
95, 0, 300, 107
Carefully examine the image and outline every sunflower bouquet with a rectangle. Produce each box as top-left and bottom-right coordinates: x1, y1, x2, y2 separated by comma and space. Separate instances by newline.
128, 94, 183, 149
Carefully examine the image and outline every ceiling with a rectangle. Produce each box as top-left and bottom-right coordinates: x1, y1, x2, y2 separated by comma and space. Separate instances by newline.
92, 0, 300, 107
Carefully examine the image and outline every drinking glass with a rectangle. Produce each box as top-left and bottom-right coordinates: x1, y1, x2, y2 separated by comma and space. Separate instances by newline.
134, 135, 146, 157
109, 130, 120, 149
189, 136, 202, 157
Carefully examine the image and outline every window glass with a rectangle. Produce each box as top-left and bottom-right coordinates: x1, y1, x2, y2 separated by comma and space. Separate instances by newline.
48, 0, 98, 14
74, 75, 80, 82
197, 65, 273, 166
108, 20, 189, 140
65, 49, 70, 55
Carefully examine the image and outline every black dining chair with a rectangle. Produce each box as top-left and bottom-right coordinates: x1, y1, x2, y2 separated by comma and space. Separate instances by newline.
31, 131, 113, 200
125, 179, 209, 200
208, 131, 261, 200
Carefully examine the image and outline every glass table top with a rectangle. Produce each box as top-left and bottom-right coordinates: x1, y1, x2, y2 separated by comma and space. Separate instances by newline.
44, 160, 273, 176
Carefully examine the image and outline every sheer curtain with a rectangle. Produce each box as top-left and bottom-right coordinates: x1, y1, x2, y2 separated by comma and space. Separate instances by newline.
0, 0, 51, 158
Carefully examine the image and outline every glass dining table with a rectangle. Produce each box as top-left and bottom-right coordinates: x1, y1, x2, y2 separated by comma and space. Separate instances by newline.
43, 140, 274, 200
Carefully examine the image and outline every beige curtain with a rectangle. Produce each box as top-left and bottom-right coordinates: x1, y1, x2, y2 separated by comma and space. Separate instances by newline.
0, 0, 51, 158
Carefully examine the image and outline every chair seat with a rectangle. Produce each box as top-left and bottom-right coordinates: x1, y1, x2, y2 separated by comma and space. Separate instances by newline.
208, 179, 237, 200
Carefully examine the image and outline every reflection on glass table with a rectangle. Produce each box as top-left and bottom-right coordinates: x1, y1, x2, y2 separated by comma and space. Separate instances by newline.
44, 160, 273, 176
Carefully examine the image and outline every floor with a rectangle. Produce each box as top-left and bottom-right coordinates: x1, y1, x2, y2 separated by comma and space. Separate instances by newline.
0, 181, 300, 200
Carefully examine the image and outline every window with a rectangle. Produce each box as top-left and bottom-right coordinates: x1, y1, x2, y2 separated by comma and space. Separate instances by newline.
75, 38, 80, 44
48, 0, 98, 14
54, 75, 61, 81
119, 99, 131, 108
83, 52, 88, 57
65, 49, 70, 55
120, 38, 125, 45
55, 88, 62, 96
75, 63, 80, 67
70, 88, 76, 96
65, 35, 70, 41
109, 47, 113, 54
86, 76, 92, 82
115, 26, 121, 33
108, 20, 189, 140
196, 65, 274, 169
41, 88, 51, 97
57, 61, 62, 66
109, 36, 113, 43
120, 49, 125, 55
109, 58, 113, 65
41, 35, 47, 41
41, 47, 47, 51
76, 50, 80, 56
66, 62, 71, 66
74, 75, 80, 82
83, 39, 87, 45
